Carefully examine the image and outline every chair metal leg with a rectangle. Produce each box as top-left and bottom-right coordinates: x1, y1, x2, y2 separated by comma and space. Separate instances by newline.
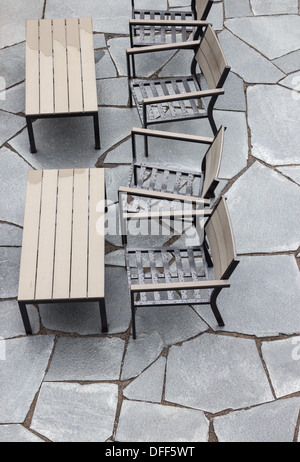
18, 302, 32, 335
99, 299, 108, 333
210, 288, 225, 327
26, 117, 37, 154
130, 292, 137, 339
93, 113, 101, 150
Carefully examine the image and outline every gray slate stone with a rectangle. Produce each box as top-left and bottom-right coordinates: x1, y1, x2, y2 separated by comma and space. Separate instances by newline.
225, 0, 252, 18
195, 255, 300, 337
0, 110, 25, 146
272, 50, 300, 74
225, 16, 300, 60
40, 267, 131, 335
218, 30, 284, 83
225, 162, 300, 253
95, 50, 117, 79
104, 138, 132, 164
0, 425, 44, 442
93, 33, 106, 49
121, 332, 164, 380
247, 85, 300, 165
45, 337, 125, 381
31, 382, 118, 442
251, 0, 298, 16
279, 72, 300, 92
262, 337, 300, 398
9, 108, 140, 169
97, 78, 129, 106
0, 300, 39, 338
0, 335, 54, 423
123, 357, 166, 403
0, 43, 25, 88
0, 0, 43, 48
106, 165, 132, 203
214, 72, 246, 111
165, 333, 273, 413
116, 401, 209, 442
207, 2, 224, 31
0, 247, 21, 298
0, 82, 25, 114
0, 147, 32, 226
277, 166, 300, 185
135, 305, 209, 347
214, 398, 300, 442
0, 223, 22, 246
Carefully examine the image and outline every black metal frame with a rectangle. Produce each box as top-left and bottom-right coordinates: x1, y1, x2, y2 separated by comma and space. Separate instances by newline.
18, 297, 108, 335
26, 111, 101, 154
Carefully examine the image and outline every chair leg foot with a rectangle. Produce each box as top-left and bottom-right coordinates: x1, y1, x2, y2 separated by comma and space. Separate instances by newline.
18, 302, 32, 335
210, 288, 225, 327
130, 293, 137, 339
99, 299, 108, 333
26, 117, 37, 154
93, 113, 101, 150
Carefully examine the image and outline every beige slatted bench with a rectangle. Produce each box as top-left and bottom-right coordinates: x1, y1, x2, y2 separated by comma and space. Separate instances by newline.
25, 17, 100, 153
18, 168, 108, 335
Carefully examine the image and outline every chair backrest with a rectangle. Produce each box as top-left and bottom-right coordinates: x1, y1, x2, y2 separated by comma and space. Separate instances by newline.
195, 0, 213, 19
195, 25, 228, 89
201, 126, 224, 199
205, 197, 238, 280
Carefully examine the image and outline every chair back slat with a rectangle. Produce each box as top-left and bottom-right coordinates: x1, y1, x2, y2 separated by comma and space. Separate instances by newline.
202, 126, 224, 198
196, 25, 227, 89
205, 198, 237, 280
195, 0, 212, 19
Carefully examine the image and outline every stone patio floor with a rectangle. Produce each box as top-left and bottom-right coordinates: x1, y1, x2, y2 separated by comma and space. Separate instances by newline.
0, 0, 300, 443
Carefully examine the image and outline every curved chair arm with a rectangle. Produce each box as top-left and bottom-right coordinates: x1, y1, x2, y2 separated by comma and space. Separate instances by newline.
126, 39, 201, 55
131, 279, 231, 293
129, 19, 209, 26
142, 88, 225, 106
118, 186, 211, 206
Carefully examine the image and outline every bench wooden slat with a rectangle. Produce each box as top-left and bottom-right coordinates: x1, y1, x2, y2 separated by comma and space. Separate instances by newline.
25, 20, 40, 115
66, 18, 83, 113
18, 171, 43, 301
88, 169, 105, 298
39, 19, 54, 114
35, 170, 58, 300
70, 169, 89, 298
79, 17, 98, 113
53, 18, 69, 114
52, 170, 74, 299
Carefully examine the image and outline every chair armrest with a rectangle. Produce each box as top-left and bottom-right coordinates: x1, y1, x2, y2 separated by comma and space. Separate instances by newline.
126, 40, 201, 55
123, 209, 212, 220
131, 280, 231, 293
118, 186, 211, 205
143, 88, 225, 105
129, 19, 209, 27
131, 127, 214, 145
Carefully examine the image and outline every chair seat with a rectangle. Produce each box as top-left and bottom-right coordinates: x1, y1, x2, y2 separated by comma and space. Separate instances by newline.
130, 76, 206, 124
132, 9, 195, 46
126, 246, 213, 306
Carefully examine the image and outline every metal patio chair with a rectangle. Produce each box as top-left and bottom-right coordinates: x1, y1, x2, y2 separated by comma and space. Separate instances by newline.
130, 0, 213, 47
126, 25, 230, 155
125, 197, 239, 339
119, 125, 225, 246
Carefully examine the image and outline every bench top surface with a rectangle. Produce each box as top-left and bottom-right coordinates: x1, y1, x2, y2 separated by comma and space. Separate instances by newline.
25, 17, 98, 116
18, 168, 106, 303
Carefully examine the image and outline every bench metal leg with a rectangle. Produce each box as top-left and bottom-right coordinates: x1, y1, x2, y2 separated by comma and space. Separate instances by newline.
130, 292, 137, 339
99, 299, 108, 333
26, 117, 37, 154
18, 302, 32, 335
93, 113, 101, 150
210, 288, 225, 327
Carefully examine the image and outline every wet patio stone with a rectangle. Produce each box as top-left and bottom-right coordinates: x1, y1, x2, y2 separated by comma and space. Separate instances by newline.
0, 335, 54, 423
250, 0, 298, 16
45, 337, 125, 381
31, 382, 118, 442
116, 401, 209, 442
218, 30, 284, 83
195, 255, 300, 337
0, 247, 21, 299
262, 337, 300, 398
123, 356, 166, 403
121, 332, 164, 380
247, 85, 300, 165
39, 267, 131, 335
165, 333, 273, 413
225, 162, 300, 253
9, 108, 139, 170
0, 425, 44, 443
0, 300, 39, 338
213, 398, 300, 442
225, 15, 300, 60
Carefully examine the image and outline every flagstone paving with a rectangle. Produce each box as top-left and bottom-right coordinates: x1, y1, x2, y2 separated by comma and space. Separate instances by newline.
0, 0, 299, 443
